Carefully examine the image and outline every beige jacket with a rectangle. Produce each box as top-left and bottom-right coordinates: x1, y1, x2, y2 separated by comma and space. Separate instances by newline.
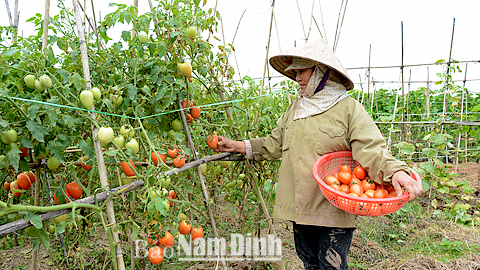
249, 96, 411, 227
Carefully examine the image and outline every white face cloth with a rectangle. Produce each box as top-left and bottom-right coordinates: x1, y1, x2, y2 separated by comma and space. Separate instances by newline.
289, 58, 348, 120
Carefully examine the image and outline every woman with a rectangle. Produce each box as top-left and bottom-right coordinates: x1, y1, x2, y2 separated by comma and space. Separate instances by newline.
215, 39, 423, 269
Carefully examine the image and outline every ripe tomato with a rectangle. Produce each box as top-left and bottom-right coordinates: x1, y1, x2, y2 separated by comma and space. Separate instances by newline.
349, 183, 364, 196
168, 190, 176, 199
360, 193, 370, 198
80, 156, 92, 171
353, 166, 367, 180
362, 179, 376, 191
148, 246, 164, 264
339, 165, 351, 173
24, 171, 36, 184
181, 98, 193, 111
66, 181, 82, 199
364, 190, 375, 198
173, 156, 185, 168
121, 160, 135, 176
186, 113, 194, 123
17, 173, 31, 190
152, 151, 166, 166
148, 235, 159, 246
10, 181, 22, 197
167, 148, 178, 158
190, 225, 204, 241
206, 135, 218, 149
333, 173, 339, 179
338, 171, 352, 185
4, 182, 10, 190
190, 107, 201, 119
350, 176, 360, 186
329, 184, 340, 191
374, 189, 388, 198
324, 175, 339, 186
339, 184, 350, 194
348, 192, 359, 197
158, 231, 174, 247
20, 147, 30, 157
54, 190, 70, 205
383, 183, 395, 193
179, 220, 192, 235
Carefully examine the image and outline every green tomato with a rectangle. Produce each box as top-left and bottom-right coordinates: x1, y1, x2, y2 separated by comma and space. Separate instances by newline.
47, 156, 61, 171
161, 176, 171, 188
98, 127, 114, 144
39, 74, 52, 88
91, 87, 102, 100
140, 130, 148, 140
200, 163, 208, 175
53, 213, 67, 224
125, 138, 139, 154
236, 180, 243, 189
143, 120, 152, 130
24, 74, 36, 89
220, 161, 230, 168
5, 129, 18, 143
35, 80, 46, 91
0, 155, 8, 170
186, 26, 197, 39
80, 90, 94, 109
138, 31, 148, 43
5, 142, 17, 151
112, 95, 123, 106
112, 136, 125, 149
121, 175, 132, 185
0, 133, 9, 144
168, 129, 177, 141
215, 165, 223, 175
164, 2, 171, 10
172, 119, 183, 132
163, 199, 170, 212
49, 224, 55, 234
120, 125, 134, 139
239, 173, 245, 179
178, 213, 187, 221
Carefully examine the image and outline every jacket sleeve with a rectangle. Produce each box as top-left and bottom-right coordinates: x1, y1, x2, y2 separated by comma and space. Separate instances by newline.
249, 110, 288, 161
348, 102, 411, 184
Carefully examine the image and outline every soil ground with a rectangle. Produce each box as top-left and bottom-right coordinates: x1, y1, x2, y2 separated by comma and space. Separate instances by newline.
1, 162, 479, 269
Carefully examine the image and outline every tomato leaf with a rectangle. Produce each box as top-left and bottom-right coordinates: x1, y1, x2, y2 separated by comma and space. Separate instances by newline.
70, 73, 83, 90
78, 140, 95, 161
24, 214, 43, 229
55, 223, 66, 235
6, 148, 21, 172
26, 120, 48, 143
126, 84, 137, 100
131, 224, 139, 241
62, 115, 75, 130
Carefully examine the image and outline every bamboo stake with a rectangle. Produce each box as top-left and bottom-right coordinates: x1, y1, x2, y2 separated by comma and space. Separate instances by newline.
444, 18, 456, 117
457, 63, 468, 165
318, 0, 328, 44
31, 165, 41, 270
273, 9, 282, 51
71, 1, 125, 269
367, 44, 371, 108
426, 66, 430, 119
295, 0, 306, 40
260, 0, 275, 96
333, 0, 344, 50
333, 0, 348, 52
13, 0, 19, 42
306, 0, 315, 41
42, 0, 50, 50
311, 16, 324, 40
400, 21, 405, 141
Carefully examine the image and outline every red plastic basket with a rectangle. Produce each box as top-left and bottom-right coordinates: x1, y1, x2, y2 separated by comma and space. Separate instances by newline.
313, 151, 421, 217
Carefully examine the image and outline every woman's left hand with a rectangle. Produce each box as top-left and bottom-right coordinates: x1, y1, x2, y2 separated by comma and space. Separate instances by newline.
391, 171, 423, 201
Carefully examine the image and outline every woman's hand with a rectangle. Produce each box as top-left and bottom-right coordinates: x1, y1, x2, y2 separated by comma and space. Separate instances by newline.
391, 171, 423, 202
215, 136, 246, 154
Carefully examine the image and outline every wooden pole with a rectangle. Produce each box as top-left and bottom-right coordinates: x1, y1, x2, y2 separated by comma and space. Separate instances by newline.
426, 67, 430, 119
260, 0, 275, 96
71, 1, 126, 269
401, 21, 405, 141
42, 0, 50, 50
318, 0, 328, 44
295, 0, 307, 40
306, 0, 315, 41
367, 44, 371, 109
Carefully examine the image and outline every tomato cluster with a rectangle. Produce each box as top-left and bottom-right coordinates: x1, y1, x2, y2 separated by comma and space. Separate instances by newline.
4, 171, 36, 197
324, 165, 404, 199
181, 98, 201, 123
147, 217, 204, 265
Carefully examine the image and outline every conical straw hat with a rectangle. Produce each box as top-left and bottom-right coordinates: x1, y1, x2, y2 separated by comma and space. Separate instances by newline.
269, 39, 354, 90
